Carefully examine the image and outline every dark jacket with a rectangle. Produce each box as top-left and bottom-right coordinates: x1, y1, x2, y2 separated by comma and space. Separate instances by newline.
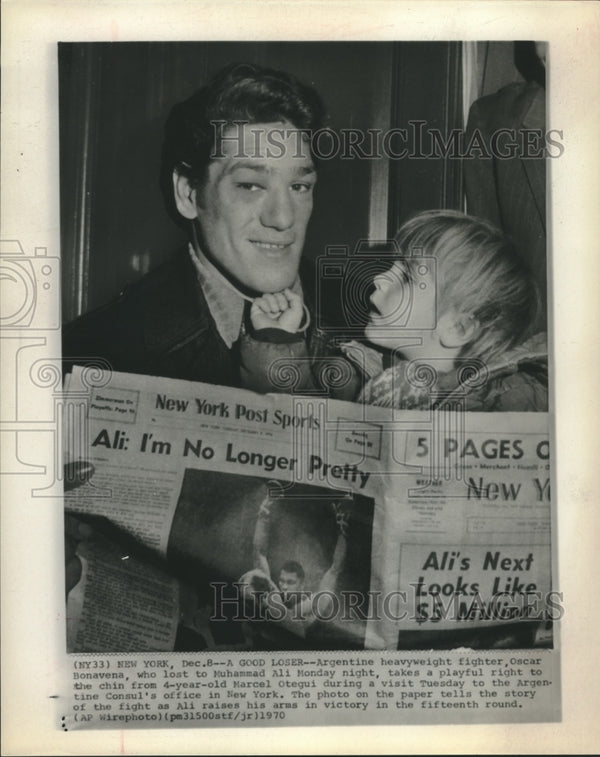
63, 249, 360, 399
464, 80, 547, 330
63, 248, 240, 386
357, 333, 548, 412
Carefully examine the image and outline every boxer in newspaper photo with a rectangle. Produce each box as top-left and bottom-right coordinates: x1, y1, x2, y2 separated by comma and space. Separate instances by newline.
160, 472, 374, 652
237, 496, 352, 649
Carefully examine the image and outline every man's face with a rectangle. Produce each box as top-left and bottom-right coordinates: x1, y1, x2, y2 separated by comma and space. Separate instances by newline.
195, 122, 316, 294
278, 569, 303, 594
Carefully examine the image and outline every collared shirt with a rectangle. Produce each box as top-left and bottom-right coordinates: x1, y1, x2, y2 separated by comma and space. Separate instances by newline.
188, 243, 303, 348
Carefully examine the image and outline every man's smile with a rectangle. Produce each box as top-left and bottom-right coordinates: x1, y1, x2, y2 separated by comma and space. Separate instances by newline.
250, 240, 293, 252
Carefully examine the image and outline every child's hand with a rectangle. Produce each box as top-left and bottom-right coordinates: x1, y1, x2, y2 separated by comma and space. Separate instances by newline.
250, 289, 304, 333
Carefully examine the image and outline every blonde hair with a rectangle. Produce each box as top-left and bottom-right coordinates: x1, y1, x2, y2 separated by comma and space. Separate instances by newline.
395, 210, 540, 363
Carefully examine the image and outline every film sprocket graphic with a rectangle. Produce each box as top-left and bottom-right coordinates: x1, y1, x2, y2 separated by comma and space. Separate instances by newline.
0, 240, 62, 490
316, 239, 437, 337
0, 240, 60, 330
0, 240, 114, 495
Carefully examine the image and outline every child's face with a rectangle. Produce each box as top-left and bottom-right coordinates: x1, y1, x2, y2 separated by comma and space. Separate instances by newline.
365, 260, 438, 356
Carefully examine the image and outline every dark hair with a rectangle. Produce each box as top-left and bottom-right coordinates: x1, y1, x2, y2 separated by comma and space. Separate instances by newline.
161, 62, 326, 196
279, 560, 305, 581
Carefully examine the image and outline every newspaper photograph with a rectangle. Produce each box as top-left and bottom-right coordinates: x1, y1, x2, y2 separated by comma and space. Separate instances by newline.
6, 3, 599, 749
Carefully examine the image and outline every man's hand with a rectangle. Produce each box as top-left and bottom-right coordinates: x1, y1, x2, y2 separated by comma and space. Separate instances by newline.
64, 461, 95, 594
65, 514, 94, 594
64, 461, 95, 492
332, 500, 351, 538
250, 289, 304, 333
258, 496, 273, 518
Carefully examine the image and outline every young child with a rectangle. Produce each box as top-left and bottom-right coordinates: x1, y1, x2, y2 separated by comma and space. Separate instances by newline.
247, 210, 548, 411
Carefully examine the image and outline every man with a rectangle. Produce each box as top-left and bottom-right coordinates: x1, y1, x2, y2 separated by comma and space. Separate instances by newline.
63, 63, 356, 601
464, 42, 547, 331
237, 493, 350, 649
277, 561, 307, 596
63, 62, 352, 394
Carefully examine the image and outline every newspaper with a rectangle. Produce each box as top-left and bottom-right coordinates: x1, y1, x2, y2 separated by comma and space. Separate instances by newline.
61, 366, 558, 727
